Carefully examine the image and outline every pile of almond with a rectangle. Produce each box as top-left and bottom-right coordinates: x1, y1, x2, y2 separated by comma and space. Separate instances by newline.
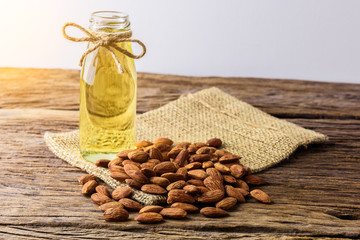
79, 138, 271, 223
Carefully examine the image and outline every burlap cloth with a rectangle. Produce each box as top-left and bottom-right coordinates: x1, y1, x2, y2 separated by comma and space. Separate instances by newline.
44, 87, 327, 205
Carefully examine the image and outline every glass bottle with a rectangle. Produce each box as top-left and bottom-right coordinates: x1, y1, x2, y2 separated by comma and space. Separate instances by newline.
79, 11, 137, 162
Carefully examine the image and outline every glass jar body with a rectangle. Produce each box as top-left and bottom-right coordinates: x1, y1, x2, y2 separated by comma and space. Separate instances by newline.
79, 11, 136, 162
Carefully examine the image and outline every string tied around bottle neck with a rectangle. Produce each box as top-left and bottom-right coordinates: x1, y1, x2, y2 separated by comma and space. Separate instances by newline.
62, 22, 146, 73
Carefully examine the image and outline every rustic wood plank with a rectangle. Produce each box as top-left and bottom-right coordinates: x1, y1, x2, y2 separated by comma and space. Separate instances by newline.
0, 226, 352, 240
0, 68, 359, 119
1, 68, 359, 238
0, 108, 359, 238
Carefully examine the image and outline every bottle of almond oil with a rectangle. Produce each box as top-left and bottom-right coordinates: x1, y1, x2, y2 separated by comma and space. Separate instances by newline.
79, 11, 138, 162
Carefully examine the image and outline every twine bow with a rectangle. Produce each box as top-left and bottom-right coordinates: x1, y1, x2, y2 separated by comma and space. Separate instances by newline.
62, 22, 146, 73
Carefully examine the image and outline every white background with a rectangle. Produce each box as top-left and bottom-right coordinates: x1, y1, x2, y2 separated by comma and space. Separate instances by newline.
0, 0, 359, 83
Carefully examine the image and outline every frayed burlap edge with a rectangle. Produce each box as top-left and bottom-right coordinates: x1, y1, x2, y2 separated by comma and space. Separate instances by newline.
44, 131, 166, 205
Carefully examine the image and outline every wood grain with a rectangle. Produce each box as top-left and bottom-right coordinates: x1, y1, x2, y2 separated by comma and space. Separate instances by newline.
1, 68, 359, 118
0, 68, 359, 239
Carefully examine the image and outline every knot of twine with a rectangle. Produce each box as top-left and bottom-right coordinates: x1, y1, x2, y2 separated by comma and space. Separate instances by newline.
62, 22, 146, 73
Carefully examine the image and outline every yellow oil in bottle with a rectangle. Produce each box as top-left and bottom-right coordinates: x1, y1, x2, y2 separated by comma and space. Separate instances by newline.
79, 40, 137, 162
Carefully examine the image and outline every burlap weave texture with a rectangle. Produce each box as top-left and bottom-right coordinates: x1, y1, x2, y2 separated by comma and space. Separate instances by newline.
45, 87, 327, 205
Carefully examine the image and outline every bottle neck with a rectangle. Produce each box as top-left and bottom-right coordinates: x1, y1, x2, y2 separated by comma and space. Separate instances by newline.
89, 11, 131, 32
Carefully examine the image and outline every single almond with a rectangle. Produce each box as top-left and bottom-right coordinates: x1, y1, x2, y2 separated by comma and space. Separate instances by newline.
225, 185, 246, 203
128, 150, 148, 163
206, 168, 223, 182
122, 160, 141, 167
153, 162, 177, 175
103, 207, 129, 222
188, 169, 208, 180
203, 176, 224, 192
206, 138, 222, 148
222, 160, 241, 167
94, 159, 111, 168
167, 147, 183, 159
78, 174, 96, 185
187, 179, 205, 186
154, 137, 174, 146
187, 144, 198, 154
110, 171, 130, 182
160, 208, 187, 219
183, 184, 200, 194
139, 205, 164, 213
189, 154, 211, 163
235, 179, 250, 191
171, 202, 199, 213
135, 212, 163, 223
197, 189, 224, 203
244, 175, 267, 185
219, 154, 240, 164
166, 180, 186, 191
237, 188, 249, 196
119, 198, 143, 211
215, 197, 237, 210
112, 186, 132, 200
99, 202, 124, 212
124, 164, 149, 184
161, 173, 185, 182
125, 179, 143, 190
215, 149, 227, 158
185, 162, 202, 170
135, 140, 153, 149
141, 184, 167, 195
223, 175, 237, 185
126, 169, 149, 184
196, 147, 211, 155
116, 149, 133, 159
108, 157, 123, 168
173, 149, 189, 167
214, 162, 231, 174
91, 193, 113, 205
176, 167, 188, 179
95, 185, 111, 197
120, 164, 138, 173
140, 162, 156, 170
109, 165, 125, 173
230, 164, 246, 178
150, 176, 171, 188
200, 207, 228, 218
154, 143, 172, 152
82, 180, 98, 195
149, 147, 163, 161
202, 161, 214, 169
250, 189, 271, 203
167, 189, 195, 204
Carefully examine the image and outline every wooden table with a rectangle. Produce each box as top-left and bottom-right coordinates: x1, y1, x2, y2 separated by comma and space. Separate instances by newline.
1, 68, 359, 239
